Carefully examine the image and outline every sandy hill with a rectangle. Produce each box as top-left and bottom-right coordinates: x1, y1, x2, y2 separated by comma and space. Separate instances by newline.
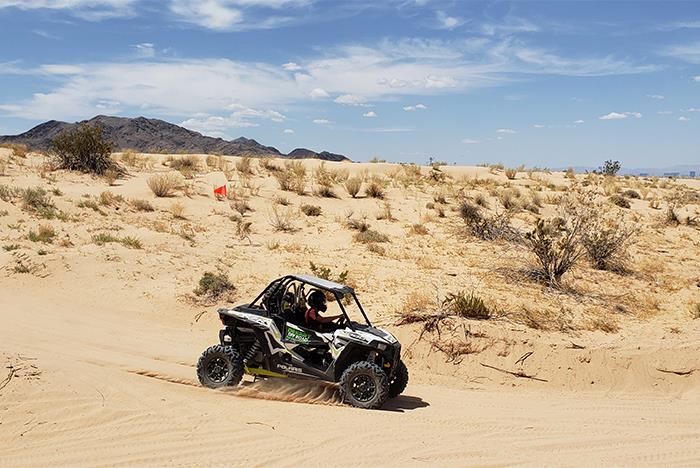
1, 146, 700, 466
0, 115, 350, 161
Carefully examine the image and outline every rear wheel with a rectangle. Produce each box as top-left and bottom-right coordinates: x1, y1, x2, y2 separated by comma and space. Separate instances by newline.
339, 361, 389, 409
388, 359, 409, 398
197, 345, 244, 388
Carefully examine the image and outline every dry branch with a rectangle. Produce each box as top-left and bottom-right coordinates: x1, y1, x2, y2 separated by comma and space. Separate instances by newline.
480, 362, 548, 382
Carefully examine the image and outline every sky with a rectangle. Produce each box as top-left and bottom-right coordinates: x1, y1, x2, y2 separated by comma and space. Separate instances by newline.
0, 0, 699, 167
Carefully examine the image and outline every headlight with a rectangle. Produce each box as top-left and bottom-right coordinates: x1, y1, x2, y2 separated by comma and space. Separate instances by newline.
377, 343, 387, 351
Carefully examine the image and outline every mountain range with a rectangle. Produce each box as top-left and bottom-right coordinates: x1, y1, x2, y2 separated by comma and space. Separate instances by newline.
0, 115, 350, 162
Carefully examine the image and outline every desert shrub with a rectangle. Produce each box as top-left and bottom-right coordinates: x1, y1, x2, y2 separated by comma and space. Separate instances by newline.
458, 200, 519, 241
692, 303, 700, 320
525, 217, 584, 285
260, 158, 280, 172
498, 188, 522, 211
473, 193, 489, 208
504, 168, 517, 180
353, 229, 389, 243
609, 194, 630, 208
119, 236, 142, 249
131, 199, 154, 212
365, 177, 386, 199
410, 223, 429, 235
235, 219, 252, 243
98, 191, 124, 206
77, 198, 103, 213
665, 204, 680, 225
169, 155, 201, 177
147, 172, 182, 197
622, 189, 640, 199
442, 291, 491, 320
580, 215, 636, 272
314, 185, 337, 198
274, 161, 306, 194
170, 201, 186, 219
300, 204, 322, 216
236, 156, 254, 175
51, 124, 119, 175
28, 224, 56, 243
273, 195, 290, 206
104, 167, 119, 186
194, 271, 235, 298
91, 233, 119, 245
344, 177, 362, 198
432, 190, 447, 204
367, 243, 386, 255
598, 160, 621, 176
310, 261, 348, 284
565, 167, 575, 179
269, 205, 296, 232
376, 201, 395, 221
233, 200, 253, 216
1, 143, 28, 158
21, 187, 56, 218
346, 216, 370, 232
3, 243, 20, 251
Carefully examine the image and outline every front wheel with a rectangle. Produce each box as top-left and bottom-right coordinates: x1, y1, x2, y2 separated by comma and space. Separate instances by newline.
388, 359, 409, 398
339, 361, 389, 409
197, 345, 244, 388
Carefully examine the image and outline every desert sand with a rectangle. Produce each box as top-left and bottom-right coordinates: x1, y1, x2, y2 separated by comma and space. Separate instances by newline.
1, 147, 700, 466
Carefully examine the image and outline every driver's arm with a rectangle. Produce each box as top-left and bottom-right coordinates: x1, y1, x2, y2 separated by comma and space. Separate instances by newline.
316, 313, 342, 323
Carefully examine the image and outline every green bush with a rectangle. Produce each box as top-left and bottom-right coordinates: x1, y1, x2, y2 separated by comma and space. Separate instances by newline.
300, 204, 322, 216
51, 124, 119, 175
194, 272, 235, 298
353, 229, 389, 243
442, 291, 491, 320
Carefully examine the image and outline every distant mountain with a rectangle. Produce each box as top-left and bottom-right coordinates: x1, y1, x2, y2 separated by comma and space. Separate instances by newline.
0, 115, 351, 161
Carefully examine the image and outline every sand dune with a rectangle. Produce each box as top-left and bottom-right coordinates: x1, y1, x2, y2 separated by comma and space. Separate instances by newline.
1, 148, 700, 466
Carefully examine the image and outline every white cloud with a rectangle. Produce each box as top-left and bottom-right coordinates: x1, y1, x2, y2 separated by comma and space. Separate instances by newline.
646, 94, 665, 100
657, 110, 673, 115
0, 0, 137, 19
436, 11, 461, 30
694, 76, 700, 82
461, 138, 479, 144
533, 124, 545, 128
403, 103, 427, 111
362, 127, 413, 133
179, 104, 286, 136
599, 111, 642, 120
362, 111, 377, 118
312, 118, 330, 125
682, 107, 700, 112
283, 128, 294, 134
659, 42, 700, 64
496, 128, 516, 134
309, 87, 329, 99
168, 0, 309, 31
334, 94, 368, 106
574, 119, 584, 124
134, 42, 155, 58
39, 64, 84, 75
678, 116, 690, 122
282, 62, 301, 71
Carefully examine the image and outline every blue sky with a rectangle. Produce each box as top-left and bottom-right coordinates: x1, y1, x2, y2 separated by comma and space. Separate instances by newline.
0, 0, 698, 167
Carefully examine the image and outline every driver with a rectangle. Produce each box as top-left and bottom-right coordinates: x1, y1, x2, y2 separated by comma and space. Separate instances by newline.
305, 290, 342, 332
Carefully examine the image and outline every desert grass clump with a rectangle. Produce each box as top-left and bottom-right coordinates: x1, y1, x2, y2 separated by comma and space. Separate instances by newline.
1, 143, 28, 158
432, 190, 448, 204
344, 176, 362, 198
98, 191, 124, 206
504, 168, 517, 180
353, 229, 389, 244
692, 303, 700, 320
345, 214, 370, 232
367, 243, 386, 255
458, 200, 518, 242
665, 204, 680, 225
147, 172, 182, 197
498, 188, 522, 211
260, 158, 280, 172
473, 193, 489, 208
622, 189, 640, 199
525, 217, 584, 286
91, 233, 120, 245
442, 291, 491, 320
410, 223, 429, 235
194, 271, 235, 299
609, 194, 630, 208
269, 205, 296, 232
131, 199, 154, 212
314, 184, 337, 198
170, 201, 186, 219
273, 195, 290, 206
376, 201, 395, 221
119, 236, 143, 249
300, 204, 322, 216
169, 155, 201, 177
275, 161, 306, 194
51, 124, 120, 175
236, 156, 255, 175
21, 187, 56, 219
365, 176, 386, 199
28, 224, 56, 243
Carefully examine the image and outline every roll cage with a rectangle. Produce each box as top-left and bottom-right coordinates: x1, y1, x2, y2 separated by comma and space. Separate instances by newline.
249, 274, 372, 330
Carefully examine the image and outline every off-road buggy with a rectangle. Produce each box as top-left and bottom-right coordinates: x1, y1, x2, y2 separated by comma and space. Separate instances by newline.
196, 274, 408, 409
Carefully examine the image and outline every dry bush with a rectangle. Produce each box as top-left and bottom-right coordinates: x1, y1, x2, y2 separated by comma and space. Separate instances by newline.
609, 194, 630, 208
131, 199, 154, 212
275, 161, 306, 194
314, 185, 337, 198
236, 156, 255, 175
458, 200, 519, 241
365, 176, 386, 199
474, 193, 489, 208
269, 205, 296, 232
169, 155, 201, 177
504, 168, 517, 180
622, 189, 640, 199
564, 167, 575, 179
260, 158, 280, 172
586, 316, 619, 334
367, 243, 386, 255
147, 172, 182, 197
170, 201, 186, 219
692, 303, 700, 320
579, 211, 637, 273
498, 188, 522, 211
376, 201, 395, 221
20, 187, 56, 219
235, 219, 252, 243
273, 195, 290, 206
344, 177, 362, 198
665, 204, 680, 225
432, 190, 447, 204
194, 271, 235, 299
525, 217, 584, 286
119, 150, 153, 170
649, 199, 661, 210
98, 191, 124, 207
28, 224, 56, 243
353, 229, 389, 243
1, 143, 28, 158
0, 158, 6, 176
396, 291, 434, 323
300, 204, 322, 216
51, 124, 120, 175
410, 223, 429, 235
233, 200, 254, 216
345, 213, 370, 232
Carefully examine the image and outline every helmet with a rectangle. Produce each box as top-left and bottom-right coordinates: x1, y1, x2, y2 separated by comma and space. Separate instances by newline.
307, 290, 327, 312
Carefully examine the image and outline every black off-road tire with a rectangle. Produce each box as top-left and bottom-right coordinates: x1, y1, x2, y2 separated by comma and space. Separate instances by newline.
388, 359, 409, 398
197, 345, 244, 389
339, 361, 389, 409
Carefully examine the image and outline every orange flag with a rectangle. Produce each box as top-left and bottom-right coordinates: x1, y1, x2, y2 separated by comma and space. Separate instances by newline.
214, 184, 227, 198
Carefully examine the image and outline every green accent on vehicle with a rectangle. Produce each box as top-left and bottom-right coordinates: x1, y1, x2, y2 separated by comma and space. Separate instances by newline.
285, 326, 311, 344
244, 366, 287, 378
